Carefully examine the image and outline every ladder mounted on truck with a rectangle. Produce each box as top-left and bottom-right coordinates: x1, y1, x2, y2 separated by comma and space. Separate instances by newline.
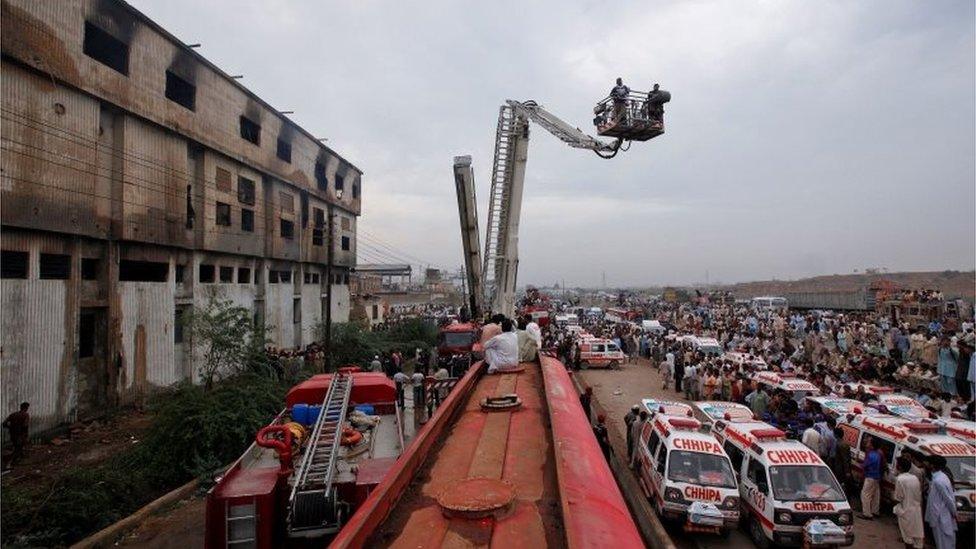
287, 374, 353, 537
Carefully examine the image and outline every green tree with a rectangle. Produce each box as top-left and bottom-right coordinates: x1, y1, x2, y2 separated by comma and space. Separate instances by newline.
184, 298, 271, 390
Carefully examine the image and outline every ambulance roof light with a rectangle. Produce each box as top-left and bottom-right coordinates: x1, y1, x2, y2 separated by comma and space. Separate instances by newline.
751, 428, 786, 441
905, 422, 939, 433
668, 418, 700, 430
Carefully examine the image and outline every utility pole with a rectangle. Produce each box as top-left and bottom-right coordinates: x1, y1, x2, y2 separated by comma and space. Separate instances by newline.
323, 203, 334, 372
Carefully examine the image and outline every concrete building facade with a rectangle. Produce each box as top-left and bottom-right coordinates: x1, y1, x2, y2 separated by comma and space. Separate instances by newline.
1, 0, 362, 433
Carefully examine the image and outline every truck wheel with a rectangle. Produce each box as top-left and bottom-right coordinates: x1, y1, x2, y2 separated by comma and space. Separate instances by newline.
749, 516, 770, 549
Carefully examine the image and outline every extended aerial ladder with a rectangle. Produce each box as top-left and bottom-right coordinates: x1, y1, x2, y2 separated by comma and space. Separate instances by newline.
454, 90, 668, 317
287, 374, 353, 536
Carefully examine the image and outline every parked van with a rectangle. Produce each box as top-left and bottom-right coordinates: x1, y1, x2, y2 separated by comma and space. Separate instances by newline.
754, 371, 821, 403
712, 420, 853, 547
751, 296, 788, 313
642, 319, 666, 335
837, 415, 975, 524
692, 401, 754, 430
945, 419, 976, 447
725, 351, 769, 371
686, 336, 724, 357
634, 415, 740, 534
872, 393, 933, 421
577, 338, 625, 369
805, 397, 883, 420
641, 398, 694, 418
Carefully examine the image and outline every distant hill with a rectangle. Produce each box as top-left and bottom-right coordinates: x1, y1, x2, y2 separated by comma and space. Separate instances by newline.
720, 271, 975, 300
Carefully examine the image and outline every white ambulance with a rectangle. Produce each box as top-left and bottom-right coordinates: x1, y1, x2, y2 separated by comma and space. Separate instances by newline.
945, 419, 976, 447
872, 393, 934, 421
711, 420, 854, 547
634, 415, 740, 534
576, 337, 625, 369
804, 397, 883, 420
692, 401, 754, 429
641, 398, 694, 419
837, 415, 976, 523
755, 371, 821, 403
725, 351, 769, 371
840, 382, 894, 398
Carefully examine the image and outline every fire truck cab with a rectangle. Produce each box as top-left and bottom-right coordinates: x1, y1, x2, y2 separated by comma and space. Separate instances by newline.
577, 337, 625, 369
838, 415, 976, 523
711, 420, 854, 547
634, 415, 740, 534
755, 371, 821, 403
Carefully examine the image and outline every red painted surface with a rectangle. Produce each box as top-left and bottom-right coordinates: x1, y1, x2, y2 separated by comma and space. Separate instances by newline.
539, 356, 645, 548
205, 467, 280, 548
285, 372, 395, 407
329, 362, 485, 548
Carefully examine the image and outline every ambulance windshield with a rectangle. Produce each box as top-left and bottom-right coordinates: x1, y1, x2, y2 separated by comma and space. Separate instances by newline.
769, 466, 845, 502
946, 457, 976, 488
668, 451, 736, 488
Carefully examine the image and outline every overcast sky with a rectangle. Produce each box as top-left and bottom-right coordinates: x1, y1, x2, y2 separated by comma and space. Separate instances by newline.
131, 0, 975, 287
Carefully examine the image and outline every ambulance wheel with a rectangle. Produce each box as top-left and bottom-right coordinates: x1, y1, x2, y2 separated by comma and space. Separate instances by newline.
609, 360, 620, 370
580, 361, 589, 370
749, 516, 770, 549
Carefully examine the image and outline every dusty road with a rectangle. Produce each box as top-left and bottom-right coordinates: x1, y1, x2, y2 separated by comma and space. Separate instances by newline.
577, 357, 905, 549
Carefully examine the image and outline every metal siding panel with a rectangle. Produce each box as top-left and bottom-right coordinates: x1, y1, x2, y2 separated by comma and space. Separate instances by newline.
1, 280, 72, 434
120, 281, 177, 390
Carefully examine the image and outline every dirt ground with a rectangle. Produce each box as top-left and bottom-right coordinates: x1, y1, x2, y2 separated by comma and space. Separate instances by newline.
115, 495, 206, 548
577, 356, 906, 549
1, 408, 152, 489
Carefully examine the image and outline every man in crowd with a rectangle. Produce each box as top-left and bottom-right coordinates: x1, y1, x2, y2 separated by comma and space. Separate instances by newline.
2, 402, 29, 470
623, 404, 640, 459
594, 414, 613, 461
893, 456, 924, 549
859, 436, 884, 520
925, 455, 957, 549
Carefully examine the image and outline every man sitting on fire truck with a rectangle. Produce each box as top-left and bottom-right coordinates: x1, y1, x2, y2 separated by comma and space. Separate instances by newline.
484, 318, 519, 373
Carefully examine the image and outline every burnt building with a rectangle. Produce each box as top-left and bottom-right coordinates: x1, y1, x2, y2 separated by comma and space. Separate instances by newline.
1, 0, 362, 433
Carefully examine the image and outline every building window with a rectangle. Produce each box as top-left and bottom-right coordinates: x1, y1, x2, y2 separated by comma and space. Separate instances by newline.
335, 173, 345, 192
312, 208, 325, 246
81, 258, 99, 280
279, 192, 294, 213
240, 116, 261, 145
39, 253, 71, 280
1, 250, 29, 279
293, 298, 301, 324
215, 167, 232, 192
315, 162, 328, 191
165, 71, 196, 110
216, 202, 232, 226
199, 264, 215, 283
352, 183, 360, 199
277, 139, 292, 163
83, 22, 129, 75
280, 219, 294, 240
238, 267, 251, 284
279, 270, 292, 283
310, 273, 320, 284
175, 264, 186, 283
341, 236, 350, 251
237, 177, 256, 205
119, 260, 168, 282
341, 217, 351, 231
372, 304, 379, 320
174, 306, 189, 344
79, 310, 96, 358
303, 272, 310, 284
219, 266, 234, 283
268, 270, 279, 284
241, 208, 254, 232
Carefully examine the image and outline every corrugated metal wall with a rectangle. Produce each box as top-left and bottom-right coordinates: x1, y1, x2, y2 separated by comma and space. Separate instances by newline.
1, 280, 73, 432
119, 282, 177, 392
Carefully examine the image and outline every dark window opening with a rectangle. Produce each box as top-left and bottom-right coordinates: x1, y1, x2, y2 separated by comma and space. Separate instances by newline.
240, 116, 261, 145
81, 258, 99, 280
352, 183, 360, 199
300, 192, 309, 227
343, 274, 349, 285
79, 311, 96, 358
83, 22, 129, 75
219, 266, 234, 283
216, 202, 231, 226
199, 264, 215, 283
293, 298, 301, 324
175, 264, 186, 283
341, 236, 350, 251
238, 267, 251, 284
174, 306, 188, 344
277, 139, 292, 163
335, 173, 345, 192
279, 270, 292, 283
268, 270, 279, 284
237, 177, 255, 205
280, 218, 294, 240
312, 273, 320, 284
303, 272, 311, 284
40, 253, 72, 280
241, 208, 254, 232
312, 228, 324, 246
165, 71, 196, 110
315, 162, 328, 191
372, 304, 378, 319
119, 260, 168, 282
0, 250, 30, 278
186, 185, 195, 229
